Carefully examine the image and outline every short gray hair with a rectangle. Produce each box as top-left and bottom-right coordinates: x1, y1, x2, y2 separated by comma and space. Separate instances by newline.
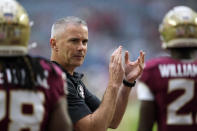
51, 16, 87, 38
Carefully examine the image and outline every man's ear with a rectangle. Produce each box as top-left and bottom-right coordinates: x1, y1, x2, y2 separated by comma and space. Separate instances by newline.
50, 38, 56, 48
50, 38, 59, 52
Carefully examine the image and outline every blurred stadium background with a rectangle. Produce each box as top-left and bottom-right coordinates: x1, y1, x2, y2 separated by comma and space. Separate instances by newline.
18, 0, 197, 130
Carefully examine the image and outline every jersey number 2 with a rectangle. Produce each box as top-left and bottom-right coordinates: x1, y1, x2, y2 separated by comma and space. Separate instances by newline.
167, 79, 196, 125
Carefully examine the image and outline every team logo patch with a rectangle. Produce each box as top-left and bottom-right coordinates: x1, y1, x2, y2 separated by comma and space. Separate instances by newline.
4, 13, 14, 22
77, 84, 85, 99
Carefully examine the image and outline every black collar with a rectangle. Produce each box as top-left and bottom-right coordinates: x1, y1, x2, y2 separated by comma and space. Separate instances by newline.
51, 61, 84, 80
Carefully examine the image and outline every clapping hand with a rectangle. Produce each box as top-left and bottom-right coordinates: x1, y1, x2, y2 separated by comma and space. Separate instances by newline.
124, 50, 145, 83
109, 46, 124, 88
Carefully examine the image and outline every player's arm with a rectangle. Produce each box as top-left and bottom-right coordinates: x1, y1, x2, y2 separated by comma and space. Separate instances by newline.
48, 96, 72, 131
137, 81, 156, 131
138, 100, 156, 131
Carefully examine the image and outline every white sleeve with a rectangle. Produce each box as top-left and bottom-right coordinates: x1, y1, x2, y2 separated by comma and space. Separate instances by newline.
137, 82, 155, 101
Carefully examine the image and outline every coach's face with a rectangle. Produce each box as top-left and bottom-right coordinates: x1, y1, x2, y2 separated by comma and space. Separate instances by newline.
56, 23, 88, 68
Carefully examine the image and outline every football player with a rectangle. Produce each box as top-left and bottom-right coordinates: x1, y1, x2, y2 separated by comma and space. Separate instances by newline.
137, 6, 197, 131
0, 0, 72, 131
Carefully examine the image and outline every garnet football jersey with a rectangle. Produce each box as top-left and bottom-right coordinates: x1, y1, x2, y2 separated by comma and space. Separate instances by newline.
0, 56, 66, 131
137, 56, 197, 131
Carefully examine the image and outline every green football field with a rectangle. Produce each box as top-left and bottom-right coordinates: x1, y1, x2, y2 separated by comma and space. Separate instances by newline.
108, 101, 157, 131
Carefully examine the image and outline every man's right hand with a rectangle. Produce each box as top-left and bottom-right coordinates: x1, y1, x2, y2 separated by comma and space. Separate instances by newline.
109, 46, 124, 88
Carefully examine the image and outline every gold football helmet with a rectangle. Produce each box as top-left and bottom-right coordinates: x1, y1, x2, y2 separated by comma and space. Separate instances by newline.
0, 0, 30, 56
159, 6, 197, 49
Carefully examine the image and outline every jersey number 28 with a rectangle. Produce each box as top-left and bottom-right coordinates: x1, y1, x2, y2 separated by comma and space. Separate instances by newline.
0, 90, 45, 131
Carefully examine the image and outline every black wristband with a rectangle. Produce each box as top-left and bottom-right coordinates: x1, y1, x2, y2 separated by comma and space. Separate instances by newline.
123, 79, 136, 88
